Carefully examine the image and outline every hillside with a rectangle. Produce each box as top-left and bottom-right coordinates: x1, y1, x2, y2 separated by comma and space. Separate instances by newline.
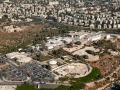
0, 25, 43, 54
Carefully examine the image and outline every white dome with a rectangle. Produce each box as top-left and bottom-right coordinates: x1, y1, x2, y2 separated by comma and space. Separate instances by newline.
49, 60, 57, 65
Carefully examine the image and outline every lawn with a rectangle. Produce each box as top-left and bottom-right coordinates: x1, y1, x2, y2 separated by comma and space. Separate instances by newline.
16, 84, 38, 90
34, 53, 53, 62
16, 84, 70, 90
71, 67, 102, 83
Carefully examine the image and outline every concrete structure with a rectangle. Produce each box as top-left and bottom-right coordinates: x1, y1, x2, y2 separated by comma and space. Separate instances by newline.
108, 49, 119, 56
62, 37, 73, 44
87, 33, 102, 41
49, 60, 58, 70
88, 34, 102, 41
3, 25, 21, 33
49, 60, 57, 65
6, 52, 32, 65
45, 37, 64, 50
106, 34, 111, 40
52, 63, 92, 79
67, 31, 88, 39
49, 1, 59, 5
0, 85, 17, 90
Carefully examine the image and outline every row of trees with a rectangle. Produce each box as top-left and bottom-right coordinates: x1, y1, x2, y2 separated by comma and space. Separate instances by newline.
33, 52, 52, 62
50, 48, 88, 60
85, 50, 96, 56
67, 41, 81, 48
73, 55, 88, 60
94, 40, 117, 51
51, 48, 72, 58
33, 25, 81, 45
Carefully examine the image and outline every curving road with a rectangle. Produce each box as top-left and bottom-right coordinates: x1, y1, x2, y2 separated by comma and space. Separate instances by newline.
86, 65, 120, 89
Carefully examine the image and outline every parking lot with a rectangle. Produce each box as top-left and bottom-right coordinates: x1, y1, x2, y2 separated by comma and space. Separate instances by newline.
1, 59, 54, 83
22, 62, 53, 82
2, 65, 27, 81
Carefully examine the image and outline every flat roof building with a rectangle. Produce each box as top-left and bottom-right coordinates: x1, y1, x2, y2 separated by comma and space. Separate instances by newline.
6, 52, 32, 65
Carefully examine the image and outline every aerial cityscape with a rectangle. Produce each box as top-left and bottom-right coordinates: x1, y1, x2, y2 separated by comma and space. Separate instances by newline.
0, 0, 120, 90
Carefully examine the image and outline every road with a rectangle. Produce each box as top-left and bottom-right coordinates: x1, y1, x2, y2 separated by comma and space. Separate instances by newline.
0, 81, 23, 85
86, 65, 120, 88
0, 56, 18, 68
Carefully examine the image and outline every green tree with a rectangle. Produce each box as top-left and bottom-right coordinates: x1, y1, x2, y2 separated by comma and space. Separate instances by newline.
75, 41, 81, 45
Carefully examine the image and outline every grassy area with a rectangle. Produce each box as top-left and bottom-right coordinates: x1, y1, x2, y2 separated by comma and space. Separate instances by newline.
16, 84, 38, 90
34, 53, 53, 62
16, 67, 102, 90
70, 67, 102, 83
50, 48, 72, 58
16, 84, 70, 90
16, 84, 84, 90
40, 55, 52, 61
